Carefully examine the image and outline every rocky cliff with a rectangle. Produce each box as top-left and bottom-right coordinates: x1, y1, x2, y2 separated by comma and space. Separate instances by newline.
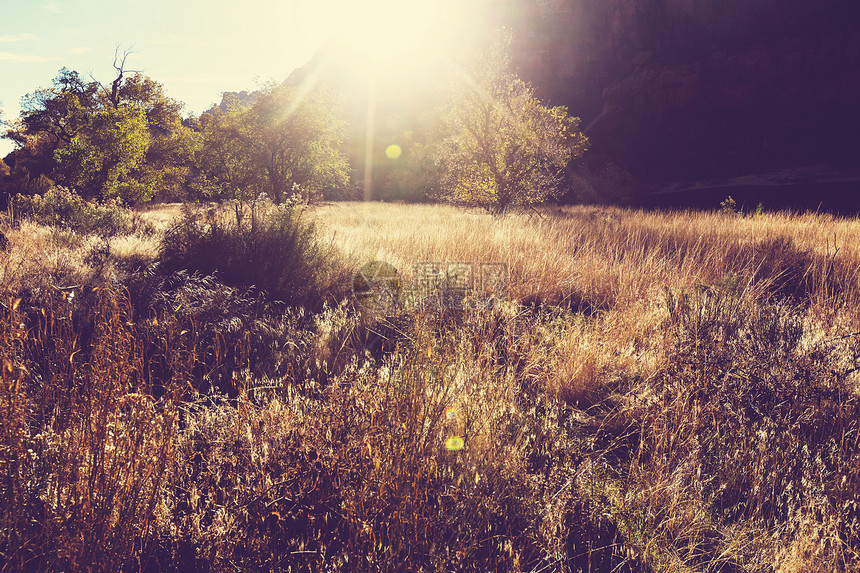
508, 0, 860, 201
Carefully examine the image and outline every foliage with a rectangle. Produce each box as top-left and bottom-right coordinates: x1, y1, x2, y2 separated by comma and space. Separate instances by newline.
196, 84, 350, 204
116, 73, 201, 201
12, 69, 99, 149
13, 186, 153, 237
159, 202, 345, 310
433, 36, 589, 213
4, 62, 197, 203
53, 104, 151, 201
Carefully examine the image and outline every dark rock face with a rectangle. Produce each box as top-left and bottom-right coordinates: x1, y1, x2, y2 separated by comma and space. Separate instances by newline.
509, 0, 860, 192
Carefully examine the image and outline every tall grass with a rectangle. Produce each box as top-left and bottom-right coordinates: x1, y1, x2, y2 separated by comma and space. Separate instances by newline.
309, 202, 860, 570
313, 203, 860, 315
0, 286, 187, 571
1, 199, 858, 571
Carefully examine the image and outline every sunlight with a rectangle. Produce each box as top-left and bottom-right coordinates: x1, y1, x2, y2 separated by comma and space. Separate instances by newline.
295, 0, 493, 201
320, 0, 485, 82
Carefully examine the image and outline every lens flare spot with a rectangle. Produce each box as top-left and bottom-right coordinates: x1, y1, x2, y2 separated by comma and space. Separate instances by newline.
445, 436, 464, 451
385, 144, 402, 159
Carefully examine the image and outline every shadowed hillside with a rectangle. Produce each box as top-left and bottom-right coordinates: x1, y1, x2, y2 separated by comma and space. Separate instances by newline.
509, 0, 860, 199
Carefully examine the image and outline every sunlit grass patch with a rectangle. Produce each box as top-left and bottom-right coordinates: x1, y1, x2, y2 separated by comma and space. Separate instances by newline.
2, 200, 860, 570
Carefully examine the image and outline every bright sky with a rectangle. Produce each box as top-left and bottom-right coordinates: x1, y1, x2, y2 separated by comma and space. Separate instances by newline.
1, 0, 492, 158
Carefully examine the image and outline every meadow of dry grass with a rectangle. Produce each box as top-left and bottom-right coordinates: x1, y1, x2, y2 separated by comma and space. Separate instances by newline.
1, 198, 858, 571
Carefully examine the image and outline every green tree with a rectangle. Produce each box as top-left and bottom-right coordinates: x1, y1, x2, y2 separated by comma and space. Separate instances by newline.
4, 54, 197, 202
3, 69, 99, 195
53, 104, 150, 201
198, 84, 350, 204
433, 37, 589, 213
195, 98, 265, 206
13, 69, 99, 150
118, 73, 200, 201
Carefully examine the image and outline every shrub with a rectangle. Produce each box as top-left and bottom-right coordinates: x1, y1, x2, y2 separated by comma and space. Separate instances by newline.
0, 285, 184, 571
12, 186, 152, 237
159, 202, 345, 310
127, 269, 319, 396
719, 195, 738, 215
631, 285, 860, 567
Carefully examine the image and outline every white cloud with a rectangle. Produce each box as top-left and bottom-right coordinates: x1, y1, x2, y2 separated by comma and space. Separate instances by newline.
44, 2, 63, 13
0, 51, 61, 63
70, 47, 91, 55
0, 33, 36, 43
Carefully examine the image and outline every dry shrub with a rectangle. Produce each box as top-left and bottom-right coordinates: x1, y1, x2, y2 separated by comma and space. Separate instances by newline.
0, 286, 185, 571
13, 186, 153, 237
160, 202, 348, 311
128, 270, 307, 396
627, 284, 860, 570
125, 269, 369, 397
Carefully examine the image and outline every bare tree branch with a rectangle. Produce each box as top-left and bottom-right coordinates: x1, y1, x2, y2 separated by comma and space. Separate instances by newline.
91, 45, 141, 109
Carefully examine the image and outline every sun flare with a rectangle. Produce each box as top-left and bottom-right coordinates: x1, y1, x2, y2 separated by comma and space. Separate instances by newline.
322, 0, 487, 81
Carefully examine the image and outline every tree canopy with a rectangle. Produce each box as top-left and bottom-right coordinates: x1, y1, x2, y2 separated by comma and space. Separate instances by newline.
0, 43, 585, 211
196, 84, 350, 204
433, 38, 589, 213
4, 56, 197, 203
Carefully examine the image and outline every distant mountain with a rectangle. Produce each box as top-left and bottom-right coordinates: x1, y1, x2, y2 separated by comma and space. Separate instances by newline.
207, 90, 258, 114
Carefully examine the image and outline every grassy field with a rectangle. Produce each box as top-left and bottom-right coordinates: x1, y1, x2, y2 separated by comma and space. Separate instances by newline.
1, 197, 858, 571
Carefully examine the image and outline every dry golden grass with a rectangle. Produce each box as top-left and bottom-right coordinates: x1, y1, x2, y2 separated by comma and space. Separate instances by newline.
134, 201, 189, 231
314, 201, 860, 393
314, 202, 860, 306
2, 198, 858, 571
0, 220, 99, 289
309, 201, 860, 571
0, 219, 160, 295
